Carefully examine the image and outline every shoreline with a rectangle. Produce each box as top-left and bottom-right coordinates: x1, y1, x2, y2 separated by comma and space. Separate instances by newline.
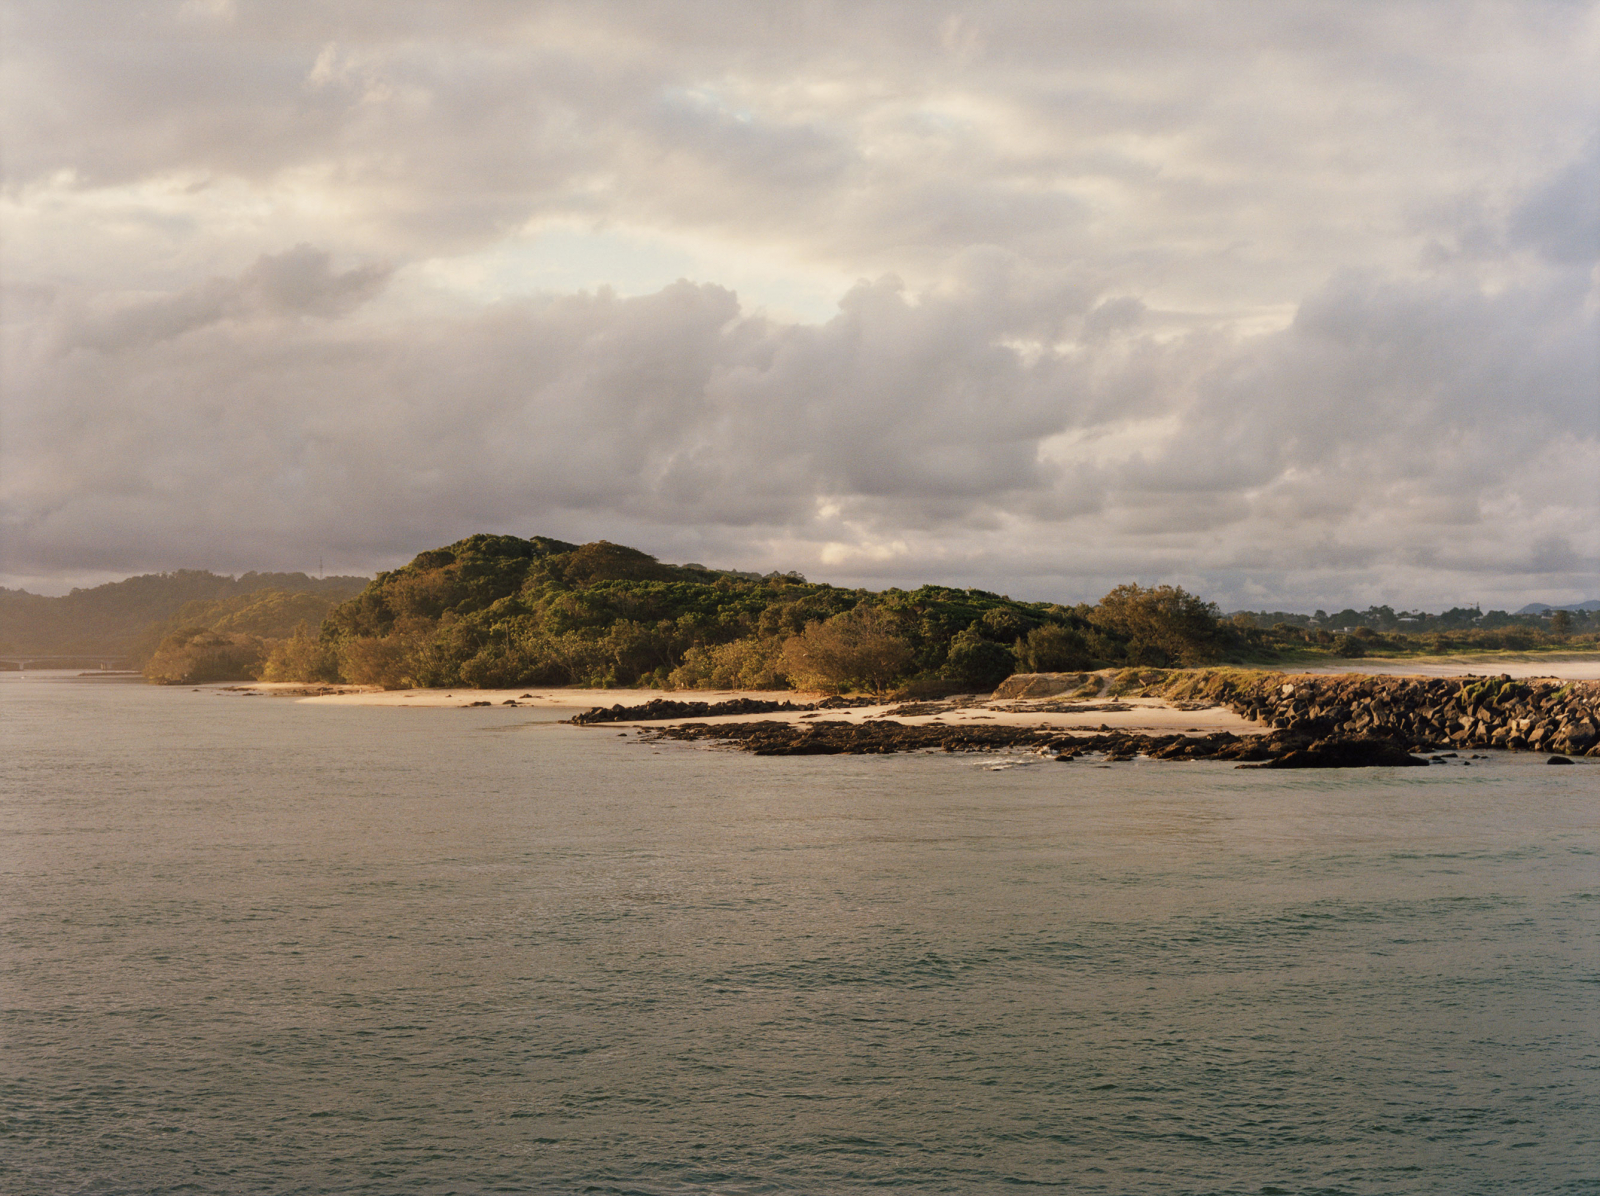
239, 682, 1265, 737
219, 666, 1600, 765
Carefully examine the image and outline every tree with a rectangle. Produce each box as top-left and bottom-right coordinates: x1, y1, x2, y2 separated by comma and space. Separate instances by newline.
1091, 584, 1223, 667
780, 606, 913, 694
944, 627, 1016, 690
1332, 633, 1366, 658
260, 623, 339, 682
1013, 623, 1092, 672
142, 628, 265, 684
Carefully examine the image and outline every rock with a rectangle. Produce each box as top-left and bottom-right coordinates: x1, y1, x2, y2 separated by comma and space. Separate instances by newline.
1547, 755, 1573, 765
610, 675, 1600, 769
571, 696, 815, 724
1248, 737, 1429, 769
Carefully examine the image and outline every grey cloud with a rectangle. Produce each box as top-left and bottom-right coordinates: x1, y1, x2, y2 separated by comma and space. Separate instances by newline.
10, 1, 1590, 281
4, 241, 1595, 608
1082, 297, 1145, 343
646, 89, 857, 192
4, 1, 1598, 609
239, 244, 392, 316
1511, 135, 1600, 265
52, 245, 390, 353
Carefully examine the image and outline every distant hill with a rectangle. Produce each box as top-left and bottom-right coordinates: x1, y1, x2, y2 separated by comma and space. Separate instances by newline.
1515, 600, 1600, 614
0, 570, 368, 658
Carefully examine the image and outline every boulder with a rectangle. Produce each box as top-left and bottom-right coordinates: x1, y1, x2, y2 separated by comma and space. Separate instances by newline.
1249, 737, 1429, 769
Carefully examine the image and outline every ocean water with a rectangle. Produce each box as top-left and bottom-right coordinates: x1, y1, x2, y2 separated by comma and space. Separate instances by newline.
2, 674, 1596, 1195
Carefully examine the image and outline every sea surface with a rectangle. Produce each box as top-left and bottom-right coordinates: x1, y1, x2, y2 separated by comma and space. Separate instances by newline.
2, 673, 1596, 1195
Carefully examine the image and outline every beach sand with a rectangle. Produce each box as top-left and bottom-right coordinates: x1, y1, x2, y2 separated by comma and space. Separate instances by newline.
236, 653, 1600, 736
241, 682, 1262, 736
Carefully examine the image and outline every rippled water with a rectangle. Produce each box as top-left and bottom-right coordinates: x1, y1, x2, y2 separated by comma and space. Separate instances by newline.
2, 674, 1597, 1194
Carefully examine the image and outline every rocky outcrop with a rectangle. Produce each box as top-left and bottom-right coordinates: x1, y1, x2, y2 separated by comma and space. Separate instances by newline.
574, 672, 1599, 765
637, 719, 1428, 767
570, 694, 875, 725
1245, 738, 1428, 769
1222, 675, 1600, 757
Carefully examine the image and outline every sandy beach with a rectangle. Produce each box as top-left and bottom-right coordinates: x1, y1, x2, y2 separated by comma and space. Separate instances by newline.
240, 682, 1263, 737
235, 654, 1600, 736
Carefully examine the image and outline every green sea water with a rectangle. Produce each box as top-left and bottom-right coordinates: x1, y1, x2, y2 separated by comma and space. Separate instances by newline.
2, 674, 1596, 1194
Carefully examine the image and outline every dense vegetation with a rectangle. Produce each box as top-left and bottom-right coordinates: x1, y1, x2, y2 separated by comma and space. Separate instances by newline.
139, 587, 370, 684
250, 534, 1600, 692
11, 537, 1592, 690
0, 569, 366, 659
263, 534, 1236, 692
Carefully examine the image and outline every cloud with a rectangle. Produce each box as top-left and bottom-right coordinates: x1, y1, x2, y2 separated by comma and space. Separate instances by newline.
2, 1, 1597, 607
4, 235, 1594, 606
1511, 133, 1600, 266
50, 245, 392, 354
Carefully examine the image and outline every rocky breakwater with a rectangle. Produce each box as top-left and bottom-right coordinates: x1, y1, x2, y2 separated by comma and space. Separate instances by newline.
1228, 675, 1600, 758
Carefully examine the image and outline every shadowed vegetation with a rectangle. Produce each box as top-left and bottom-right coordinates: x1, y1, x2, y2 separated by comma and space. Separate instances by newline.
1, 570, 366, 660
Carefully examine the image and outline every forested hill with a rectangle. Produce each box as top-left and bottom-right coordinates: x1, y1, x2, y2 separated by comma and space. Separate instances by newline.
274, 533, 1229, 692
9, 537, 1595, 688
0, 570, 368, 657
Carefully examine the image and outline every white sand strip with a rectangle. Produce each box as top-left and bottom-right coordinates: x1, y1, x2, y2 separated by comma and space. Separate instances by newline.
233, 683, 1261, 736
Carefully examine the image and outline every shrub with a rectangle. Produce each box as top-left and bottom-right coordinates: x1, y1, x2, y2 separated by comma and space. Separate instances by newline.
339, 634, 412, 688
261, 624, 339, 682
1091, 584, 1223, 667
667, 637, 787, 690
780, 606, 914, 694
944, 627, 1016, 691
143, 628, 264, 684
1332, 634, 1366, 658
1014, 624, 1093, 672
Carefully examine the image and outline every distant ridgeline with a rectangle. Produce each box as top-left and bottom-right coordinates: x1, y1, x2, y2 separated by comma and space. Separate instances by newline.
1228, 600, 1597, 655
0, 570, 367, 677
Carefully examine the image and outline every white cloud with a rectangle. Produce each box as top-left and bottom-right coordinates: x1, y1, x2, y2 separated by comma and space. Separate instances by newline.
1, 1, 1596, 607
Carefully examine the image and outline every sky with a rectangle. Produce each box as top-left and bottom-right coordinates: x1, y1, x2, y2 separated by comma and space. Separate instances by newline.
2, 0, 1597, 609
